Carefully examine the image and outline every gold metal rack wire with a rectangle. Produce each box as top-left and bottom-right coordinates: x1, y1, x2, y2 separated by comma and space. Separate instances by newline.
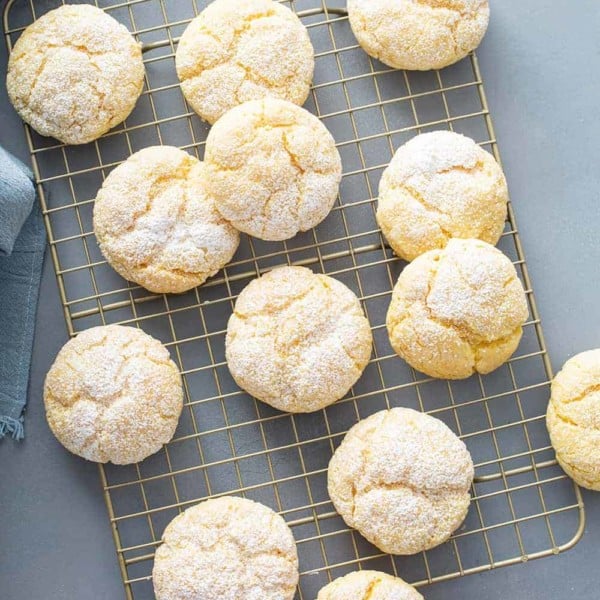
4, 1, 585, 598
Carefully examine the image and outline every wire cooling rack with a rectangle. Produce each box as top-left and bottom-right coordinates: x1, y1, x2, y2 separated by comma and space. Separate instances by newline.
4, 1, 585, 598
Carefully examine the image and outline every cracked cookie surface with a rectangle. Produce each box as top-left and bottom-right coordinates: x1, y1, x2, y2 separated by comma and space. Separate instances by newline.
547, 349, 600, 491
205, 98, 342, 241
328, 408, 474, 555
93, 146, 240, 294
226, 266, 372, 413
347, 0, 489, 71
176, 0, 314, 124
317, 570, 423, 600
152, 496, 299, 600
386, 238, 529, 380
7, 4, 144, 145
44, 325, 183, 465
377, 131, 508, 262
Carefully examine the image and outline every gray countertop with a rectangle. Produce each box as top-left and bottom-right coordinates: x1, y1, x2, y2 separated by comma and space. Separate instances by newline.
1, 1, 599, 598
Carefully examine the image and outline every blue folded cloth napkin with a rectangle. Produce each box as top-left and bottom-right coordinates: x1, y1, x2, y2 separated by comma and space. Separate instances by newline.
0, 146, 46, 440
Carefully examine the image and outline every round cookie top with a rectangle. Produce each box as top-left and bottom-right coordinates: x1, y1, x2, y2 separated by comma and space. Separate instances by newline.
347, 0, 490, 71
328, 408, 474, 555
93, 146, 240, 294
377, 131, 508, 262
317, 570, 423, 600
44, 325, 183, 465
547, 349, 600, 491
7, 4, 144, 145
226, 266, 373, 413
152, 496, 299, 600
176, 0, 314, 124
386, 238, 529, 380
205, 98, 342, 241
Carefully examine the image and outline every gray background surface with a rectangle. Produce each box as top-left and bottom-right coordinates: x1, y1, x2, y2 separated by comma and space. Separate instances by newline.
1, 1, 599, 598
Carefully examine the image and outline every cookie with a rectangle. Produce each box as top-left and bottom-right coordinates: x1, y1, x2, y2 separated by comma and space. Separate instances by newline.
93, 146, 240, 294
328, 408, 474, 554
347, 0, 490, 71
547, 349, 600, 490
377, 131, 508, 261
226, 266, 372, 413
44, 325, 183, 465
317, 570, 423, 600
176, 0, 314, 124
153, 496, 299, 600
7, 4, 144, 144
204, 98, 342, 241
386, 239, 529, 379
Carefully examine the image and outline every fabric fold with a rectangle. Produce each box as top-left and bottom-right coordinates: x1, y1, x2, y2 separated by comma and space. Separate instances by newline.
0, 146, 46, 440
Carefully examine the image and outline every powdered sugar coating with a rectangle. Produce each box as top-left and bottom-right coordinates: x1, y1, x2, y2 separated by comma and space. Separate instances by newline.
328, 408, 474, 555
44, 325, 183, 465
348, 0, 489, 71
377, 131, 508, 261
386, 238, 529, 379
226, 266, 373, 413
152, 496, 299, 600
176, 0, 314, 124
93, 146, 240, 294
317, 570, 423, 600
7, 4, 144, 145
547, 349, 600, 491
205, 98, 342, 241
